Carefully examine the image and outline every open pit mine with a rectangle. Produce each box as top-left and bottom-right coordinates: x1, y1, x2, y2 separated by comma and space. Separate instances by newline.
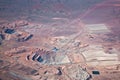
0, 0, 120, 80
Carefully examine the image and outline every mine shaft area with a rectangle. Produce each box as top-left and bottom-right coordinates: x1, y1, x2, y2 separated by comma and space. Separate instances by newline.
0, 0, 120, 80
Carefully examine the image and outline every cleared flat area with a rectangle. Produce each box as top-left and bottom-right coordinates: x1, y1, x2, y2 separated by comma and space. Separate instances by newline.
85, 24, 110, 33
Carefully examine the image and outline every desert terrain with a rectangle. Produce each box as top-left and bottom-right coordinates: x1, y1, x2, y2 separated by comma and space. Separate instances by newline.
0, 0, 120, 80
